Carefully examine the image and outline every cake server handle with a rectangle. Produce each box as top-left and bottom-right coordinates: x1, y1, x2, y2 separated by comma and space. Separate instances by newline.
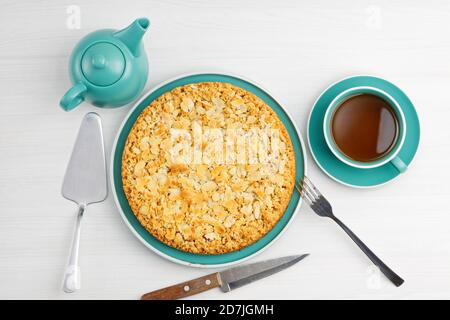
62, 204, 85, 293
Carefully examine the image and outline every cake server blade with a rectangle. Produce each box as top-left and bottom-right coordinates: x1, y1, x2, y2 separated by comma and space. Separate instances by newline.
62, 112, 107, 205
61, 112, 107, 293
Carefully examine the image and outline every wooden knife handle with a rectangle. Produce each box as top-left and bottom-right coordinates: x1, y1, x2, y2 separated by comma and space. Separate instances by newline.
141, 273, 221, 300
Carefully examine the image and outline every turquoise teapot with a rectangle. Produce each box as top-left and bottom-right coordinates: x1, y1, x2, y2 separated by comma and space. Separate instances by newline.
60, 18, 150, 111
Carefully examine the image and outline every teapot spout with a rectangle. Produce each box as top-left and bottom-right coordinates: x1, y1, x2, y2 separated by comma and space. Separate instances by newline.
114, 18, 149, 57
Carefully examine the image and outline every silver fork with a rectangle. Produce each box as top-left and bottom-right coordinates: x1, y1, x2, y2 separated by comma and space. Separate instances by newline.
295, 176, 404, 287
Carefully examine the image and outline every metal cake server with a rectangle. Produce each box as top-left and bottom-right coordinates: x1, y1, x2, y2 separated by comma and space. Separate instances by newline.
141, 254, 309, 300
61, 112, 107, 293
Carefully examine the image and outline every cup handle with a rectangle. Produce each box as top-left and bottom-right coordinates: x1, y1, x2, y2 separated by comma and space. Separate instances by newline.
60, 83, 87, 111
390, 156, 407, 173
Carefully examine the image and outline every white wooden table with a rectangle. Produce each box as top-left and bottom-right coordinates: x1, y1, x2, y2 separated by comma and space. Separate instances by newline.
1, 0, 449, 300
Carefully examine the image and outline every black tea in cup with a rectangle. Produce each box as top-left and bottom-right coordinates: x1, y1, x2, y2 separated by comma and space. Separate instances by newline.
331, 93, 399, 162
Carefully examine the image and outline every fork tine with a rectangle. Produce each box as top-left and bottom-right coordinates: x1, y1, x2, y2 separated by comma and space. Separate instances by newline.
294, 180, 302, 194
294, 181, 307, 201
303, 176, 322, 197
295, 179, 315, 204
300, 178, 317, 199
303, 185, 319, 203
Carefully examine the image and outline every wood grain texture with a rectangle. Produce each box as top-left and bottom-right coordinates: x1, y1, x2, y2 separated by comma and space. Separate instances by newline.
141, 273, 221, 300
0, 0, 450, 299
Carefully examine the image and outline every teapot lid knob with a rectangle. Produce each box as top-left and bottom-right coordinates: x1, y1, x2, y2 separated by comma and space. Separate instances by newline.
81, 42, 125, 86
91, 54, 106, 69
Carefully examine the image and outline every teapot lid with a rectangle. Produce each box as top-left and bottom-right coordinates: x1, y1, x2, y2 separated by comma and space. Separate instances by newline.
81, 42, 125, 86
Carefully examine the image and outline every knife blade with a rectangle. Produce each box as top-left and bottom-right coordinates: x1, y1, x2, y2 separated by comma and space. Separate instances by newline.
61, 112, 107, 293
141, 254, 308, 300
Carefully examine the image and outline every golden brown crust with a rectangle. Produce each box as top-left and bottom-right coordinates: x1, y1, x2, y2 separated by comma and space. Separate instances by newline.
122, 82, 295, 254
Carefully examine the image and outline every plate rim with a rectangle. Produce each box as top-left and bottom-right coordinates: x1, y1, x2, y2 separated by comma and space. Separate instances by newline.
110, 71, 307, 268
307, 74, 421, 188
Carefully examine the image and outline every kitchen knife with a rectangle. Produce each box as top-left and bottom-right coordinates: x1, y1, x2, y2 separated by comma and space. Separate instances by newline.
61, 112, 107, 293
141, 254, 309, 300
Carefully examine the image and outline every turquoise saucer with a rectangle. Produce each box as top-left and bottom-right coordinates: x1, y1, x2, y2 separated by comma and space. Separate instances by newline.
308, 76, 420, 188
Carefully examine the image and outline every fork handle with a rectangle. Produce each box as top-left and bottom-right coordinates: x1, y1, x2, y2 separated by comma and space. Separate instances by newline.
331, 215, 404, 287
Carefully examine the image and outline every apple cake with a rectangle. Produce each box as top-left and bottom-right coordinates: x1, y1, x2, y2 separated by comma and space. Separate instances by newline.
122, 82, 295, 254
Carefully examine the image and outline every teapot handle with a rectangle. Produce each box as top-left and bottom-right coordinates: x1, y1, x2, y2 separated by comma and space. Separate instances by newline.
60, 83, 87, 111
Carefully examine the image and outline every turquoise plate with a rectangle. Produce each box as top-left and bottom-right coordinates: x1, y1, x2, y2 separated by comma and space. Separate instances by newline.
111, 73, 306, 267
308, 75, 420, 188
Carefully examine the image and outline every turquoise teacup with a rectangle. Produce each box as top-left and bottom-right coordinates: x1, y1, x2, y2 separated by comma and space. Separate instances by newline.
323, 86, 407, 173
